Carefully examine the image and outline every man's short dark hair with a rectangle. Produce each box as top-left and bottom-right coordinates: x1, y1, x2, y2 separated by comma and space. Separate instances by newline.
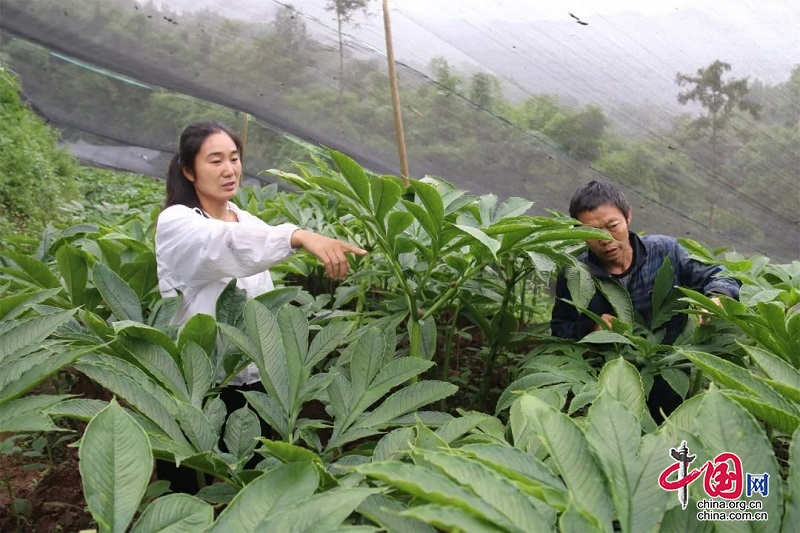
568, 180, 631, 219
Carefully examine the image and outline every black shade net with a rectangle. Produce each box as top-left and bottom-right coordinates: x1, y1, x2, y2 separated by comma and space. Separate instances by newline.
1, 0, 798, 260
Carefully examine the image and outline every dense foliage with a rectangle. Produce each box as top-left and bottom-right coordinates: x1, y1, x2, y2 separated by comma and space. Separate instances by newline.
0, 68, 79, 241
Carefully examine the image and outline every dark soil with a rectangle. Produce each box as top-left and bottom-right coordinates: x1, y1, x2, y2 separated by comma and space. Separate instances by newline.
0, 433, 93, 533
0, 371, 105, 532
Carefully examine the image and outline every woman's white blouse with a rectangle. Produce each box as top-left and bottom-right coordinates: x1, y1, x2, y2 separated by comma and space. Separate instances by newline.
155, 203, 299, 384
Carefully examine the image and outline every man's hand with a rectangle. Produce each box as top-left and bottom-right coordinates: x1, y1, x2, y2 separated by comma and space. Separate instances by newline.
698, 296, 721, 326
594, 313, 615, 331
291, 230, 368, 280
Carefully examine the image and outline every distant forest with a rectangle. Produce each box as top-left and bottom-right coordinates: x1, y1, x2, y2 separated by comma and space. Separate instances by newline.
2, 0, 799, 259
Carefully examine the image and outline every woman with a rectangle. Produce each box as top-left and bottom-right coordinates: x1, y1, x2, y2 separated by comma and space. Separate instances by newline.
155, 120, 366, 489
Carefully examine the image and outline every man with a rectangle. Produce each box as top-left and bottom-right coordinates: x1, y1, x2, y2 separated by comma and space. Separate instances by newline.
550, 180, 740, 420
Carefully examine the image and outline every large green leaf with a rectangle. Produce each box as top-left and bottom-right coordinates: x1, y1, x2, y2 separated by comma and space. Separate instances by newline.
354, 381, 457, 431
373, 427, 416, 462
586, 395, 640, 533
80, 400, 152, 533
119, 254, 158, 300
370, 175, 404, 230
175, 402, 217, 452
114, 321, 179, 359
350, 328, 390, 400
0, 394, 71, 432
586, 395, 671, 533
595, 278, 633, 325
516, 394, 614, 532
565, 263, 596, 310
402, 200, 438, 249
93, 262, 143, 322
743, 344, 800, 392
0, 346, 86, 406
579, 330, 636, 346
454, 224, 501, 259
56, 244, 90, 307
683, 350, 800, 433
243, 301, 290, 412
400, 504, 501, 533
0, 309, 75, 363
178, 313, 217, 357
277, 305, 308, 408
433, 412, 498, 445
253, 286, 302, 314
387, 211, 414, 246
493, 196, 534, 222
695, 391, 783, 533
330, 149, 372, 208
215, 280, 247, 326
131, 493, 213, 533
305, 320, 352, 368
181, 342, 214, 409
630, 432, 674, 533
597, 357, 645, 420
75, 355, 189, 449
147, 296, 182, 330
3, 250, 62, 289
255, 488, 379, 533
45, 398, 108, 421
223, 407, 260, 463
0, 288, 61, 321
650, 257, 675, 329
413, 447, 552, 533
357, 494, 437, 533
723, 390, 800, 436
116, 336, 189, 403
358, 461, 527, 532
209, 461, 318, 532
460, 443, 567, 509
411, 179, 445, 232
242, 390, 289, 441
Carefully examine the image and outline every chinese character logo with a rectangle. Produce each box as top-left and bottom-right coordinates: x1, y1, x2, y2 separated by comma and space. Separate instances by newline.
658, 441, 770, 509
659, 441, 697, 509
658, 441, 745, 507
746, 473, 769, 497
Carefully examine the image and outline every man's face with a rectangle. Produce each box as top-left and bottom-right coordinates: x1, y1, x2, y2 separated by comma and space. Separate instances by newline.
576, 203, 633, 265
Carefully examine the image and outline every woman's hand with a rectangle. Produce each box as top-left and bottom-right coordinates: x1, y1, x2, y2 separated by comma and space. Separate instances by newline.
291, 229, 368, 280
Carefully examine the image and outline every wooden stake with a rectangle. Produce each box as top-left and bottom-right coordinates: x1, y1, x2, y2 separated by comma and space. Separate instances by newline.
240, 112, 250, 148
382, 0, 410, 185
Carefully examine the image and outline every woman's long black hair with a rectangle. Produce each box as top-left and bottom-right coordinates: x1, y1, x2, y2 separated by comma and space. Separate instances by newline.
164, 121, 244, 210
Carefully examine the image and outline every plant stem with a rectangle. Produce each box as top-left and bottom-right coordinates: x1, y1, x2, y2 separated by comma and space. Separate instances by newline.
476, 265, 516, 411
439, 299, 463, 410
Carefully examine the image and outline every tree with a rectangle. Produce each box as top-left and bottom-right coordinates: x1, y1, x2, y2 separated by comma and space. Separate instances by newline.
468, 72, 501, 111
516, 93, 562, 132
326, 0, 373, 132
430, 56, 462, 94
542, 105, 609, 164
675, 60, 760, 226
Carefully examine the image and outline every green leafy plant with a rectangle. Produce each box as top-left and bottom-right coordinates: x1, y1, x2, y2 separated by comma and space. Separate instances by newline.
79, 399, 380, 532
269, 149, 608, 416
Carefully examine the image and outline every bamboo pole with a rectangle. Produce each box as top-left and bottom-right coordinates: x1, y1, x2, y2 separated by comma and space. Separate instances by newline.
240, 112, 250, 148
382, 0, 410, 185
